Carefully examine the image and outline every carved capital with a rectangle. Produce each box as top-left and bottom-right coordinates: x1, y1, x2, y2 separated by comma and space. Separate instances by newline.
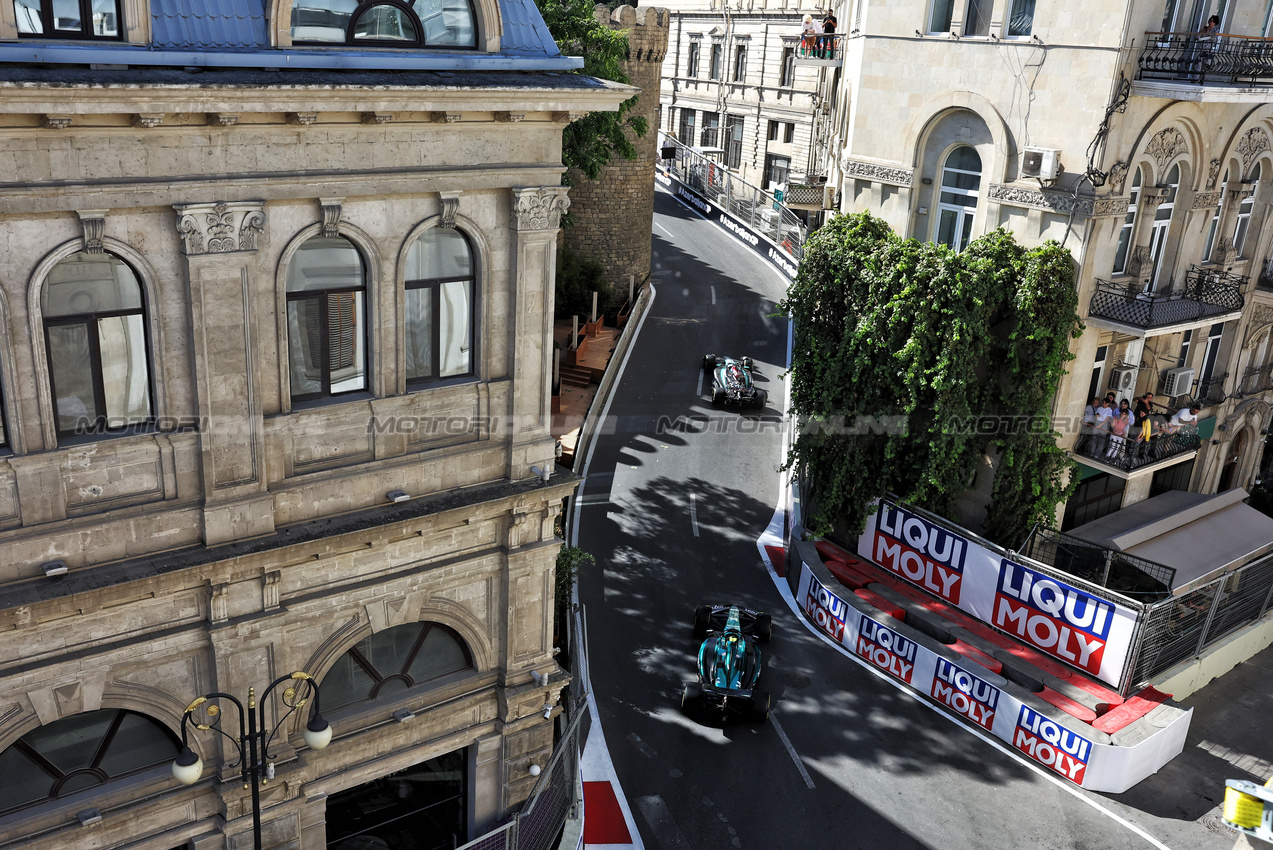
42, 114, 72, 129
362, 111, 393, 124
438, 191, 462, 229
172, 201, 267, 255
511, 186, 570, 232
432, 111, 462, 123
206, 113, 239, 126
287, 112, 318, 125
132, 113, 164, 128
76, 210, 108, 254
320, 197, 344, 238
1227, 185, 1256, 205
496, 112, 525, 123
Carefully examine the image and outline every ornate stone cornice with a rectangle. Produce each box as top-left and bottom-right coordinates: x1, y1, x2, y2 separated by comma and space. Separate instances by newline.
1237, 127, 1270, 174
432, 111, 462, 123
42, 114, 72, 129
987, 184, 1095, 215
438, 191, 461, 229
1092, 197, 1130, 217
287, 112, 318, 125
173, 201, 266, 255
206, 113, 239, 126
511, 187, 570, 232
1192, 191, 1222, 210
132, 113, 163, 128
76, 210, 108, 254
1145, 127, 1187, 174
843, 158, 913, 187
495, 112, 525, 123
319, 197, 344, 238
362, 111, 393, 124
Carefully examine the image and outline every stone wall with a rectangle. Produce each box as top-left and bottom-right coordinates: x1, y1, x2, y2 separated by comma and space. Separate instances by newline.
564, 6, 670, 298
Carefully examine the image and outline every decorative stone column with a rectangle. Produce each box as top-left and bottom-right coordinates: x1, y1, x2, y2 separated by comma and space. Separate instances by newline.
509, 187, 570, 477
173, 200, 274, 545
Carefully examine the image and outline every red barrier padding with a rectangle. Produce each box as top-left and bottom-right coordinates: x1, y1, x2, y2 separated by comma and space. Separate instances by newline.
825, 559, 871, 589
853, 588, 907, 621
948, 638, 1004, 674
1038, 687, 1099, 723
815, 539, 856, 564
1091, 686, 1171, 734
766, 545, 786, 577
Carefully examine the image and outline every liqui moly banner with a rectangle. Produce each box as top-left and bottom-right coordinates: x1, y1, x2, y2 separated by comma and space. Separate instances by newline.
859, 498, 1139, 689
931, 658, 999, 731
789, 554, 1191, 793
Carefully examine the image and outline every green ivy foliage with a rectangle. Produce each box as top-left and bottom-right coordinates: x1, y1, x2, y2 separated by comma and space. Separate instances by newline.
779, 212, 1084, 548
555, 244, 613, 318
536, 0, 648, 181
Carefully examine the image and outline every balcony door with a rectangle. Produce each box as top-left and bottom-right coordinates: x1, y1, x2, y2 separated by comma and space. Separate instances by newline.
1147, 164, 1180, 293
935, 146, 981, 252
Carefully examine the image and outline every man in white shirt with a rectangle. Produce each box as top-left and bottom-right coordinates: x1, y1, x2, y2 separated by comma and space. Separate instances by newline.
1167, 406, 1200, 434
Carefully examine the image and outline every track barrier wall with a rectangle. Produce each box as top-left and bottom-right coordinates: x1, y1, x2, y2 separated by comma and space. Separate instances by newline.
787, 537, 1192, 793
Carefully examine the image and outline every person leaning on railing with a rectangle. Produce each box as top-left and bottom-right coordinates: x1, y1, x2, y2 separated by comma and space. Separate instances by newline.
801, 14, 819, 57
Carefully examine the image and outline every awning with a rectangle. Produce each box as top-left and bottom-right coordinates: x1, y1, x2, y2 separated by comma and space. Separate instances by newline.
1067, 489, 1273, 592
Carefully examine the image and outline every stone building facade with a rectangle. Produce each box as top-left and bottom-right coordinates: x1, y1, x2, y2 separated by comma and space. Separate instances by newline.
656, 0, 842, 193
824, 0, 1273, 526
0, 2, 630, 848
563, 5, 670, 293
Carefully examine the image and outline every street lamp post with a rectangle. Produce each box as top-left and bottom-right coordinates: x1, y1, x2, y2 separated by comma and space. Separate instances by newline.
171, 671, 332, 850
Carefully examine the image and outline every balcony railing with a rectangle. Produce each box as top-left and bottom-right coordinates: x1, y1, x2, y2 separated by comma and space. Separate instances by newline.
1088, 266, 1246, 330
1138, 31, 1273, 86
784, 181, 835, 209
795, 33, 844, 65
1242, 365, 1273, 395
1074, 424, 1201, 472
1196, 372, 1230, 405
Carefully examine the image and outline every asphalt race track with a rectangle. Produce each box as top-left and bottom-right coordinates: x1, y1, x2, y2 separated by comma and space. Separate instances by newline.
571, 189, 1233, 850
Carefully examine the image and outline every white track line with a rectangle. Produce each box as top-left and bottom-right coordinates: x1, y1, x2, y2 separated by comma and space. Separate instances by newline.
690, 493, 700, 537
711, 285, 717, 305
771, 714, 816, 789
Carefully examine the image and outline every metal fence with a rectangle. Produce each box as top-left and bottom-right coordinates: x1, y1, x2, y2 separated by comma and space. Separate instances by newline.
657, 131, 809, 262
1128, 553, 1273, 687
1138, 31, 1273, 86
455, 603, 593, 850
1022, 526, 1273, 693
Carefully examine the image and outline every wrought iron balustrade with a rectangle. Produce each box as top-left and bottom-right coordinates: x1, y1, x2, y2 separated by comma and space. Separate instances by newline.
1138, 30, 1273, 86
1196, 372, 1230, 405
1241, 365, 1273, 395
1088, 266, 1245, 330
1074, 423, 1201, 472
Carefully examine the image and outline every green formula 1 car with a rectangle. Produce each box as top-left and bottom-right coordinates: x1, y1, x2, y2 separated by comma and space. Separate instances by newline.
682, 604, 772, 722
702, 354, 768, 409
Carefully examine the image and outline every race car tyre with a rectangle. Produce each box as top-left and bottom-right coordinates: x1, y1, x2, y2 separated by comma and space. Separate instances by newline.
703, 354, 717, 372
742, 356, 753, 370
754, 613, 773, 642
693, 605, 712, 637
754, 389, 768, 410
682, 682, 704, 714
711, 387, 725, 406
748, 688, 771, 722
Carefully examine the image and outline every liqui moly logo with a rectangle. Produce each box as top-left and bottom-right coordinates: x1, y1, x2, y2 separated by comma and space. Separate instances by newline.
855, 614, 917, 683
994, 560, 1114, 675
1012, 706, 1092, 783
803, 575, 848, 641
930, 658, 999, 730
873, 502, 967, 603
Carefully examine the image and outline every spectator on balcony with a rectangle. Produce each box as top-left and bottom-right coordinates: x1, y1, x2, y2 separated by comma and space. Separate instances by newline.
1201, 14, 1220, 36
821, 10, 837, 58
1107, 407, 1132, 459
1133, 394, 1157, 441
1091, 398, 1115, 456
801, 15, 819, 56
1165, 405, 1201, 434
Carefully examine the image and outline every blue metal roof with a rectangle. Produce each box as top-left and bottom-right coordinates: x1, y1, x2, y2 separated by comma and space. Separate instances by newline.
0, 0, 578, 70
151, 0, 269, 50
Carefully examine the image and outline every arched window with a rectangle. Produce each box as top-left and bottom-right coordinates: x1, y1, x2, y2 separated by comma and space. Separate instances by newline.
42, 251, 153, 436
1203, 168, 1229, 263
404, 229, 476, 385
1114, 167, 1143, 274
935, 146, 981, 252
1148, 163, 1181, 292
0, 709, 180, 816
13, 0, 122, 39
291, 0, 476, 48
286, 236, 368, 402
1234, 163, 1260, 257
321, 622, 473, 711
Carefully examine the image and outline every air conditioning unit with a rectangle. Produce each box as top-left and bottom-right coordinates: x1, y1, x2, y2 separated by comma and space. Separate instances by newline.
1163, 366, 1195, 397
1021, 147, 1063, 180
1109, 366, 1137, 392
